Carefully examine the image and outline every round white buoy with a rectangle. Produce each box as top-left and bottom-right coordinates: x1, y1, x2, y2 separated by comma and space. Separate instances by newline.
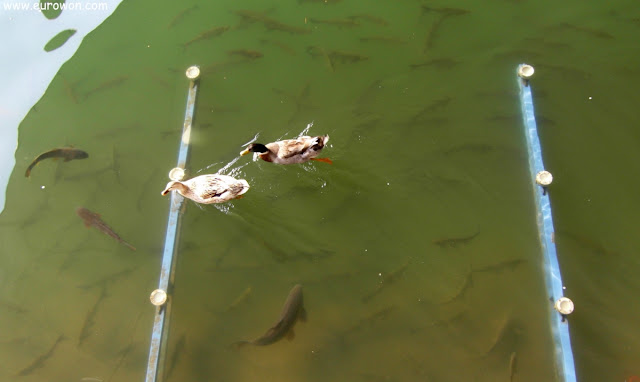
169, 167, 185, 181
536, 170, 553, 186
185, 66, 200, 80
554, 297, 574, 315
518, 64, 535, 79
150, 289, 168, 306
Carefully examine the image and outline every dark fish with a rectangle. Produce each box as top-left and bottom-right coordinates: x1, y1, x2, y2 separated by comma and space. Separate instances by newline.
307, 17, 360, 27
234, 284, 306, 347
349, 14, 389, 26
328, 50, 369, 63
234, 10, 310, 34
362, 261, 409, 303
423, 15, 447, 52
259, 39, 297, 56
433, 231, 479, 249
83, 76, 128, 100
227, 49, 263, 59
167, 5, 199, 29
62, 77, 78, 103
25, 147, 88, 177
264, 19, 311, 34
298, 0, 342, 3
224, 286, 252, 313
421, 6, 470, 17
474, 259, 526, 273
16, 335, 66, 376
359, 36, 405, 43
78, 287, 108, 346
306, 46, 335, 72
509, 351, 517, 382
182, 26, 230, 49
77, 267, 137, 290
407, 96, 452, 124
410, 58, 459, 70
233, 8, 275, 23
76, 207, 136, 251
165, 333, 186, 380
341, 306, 395, 341
552, 22, 614, 39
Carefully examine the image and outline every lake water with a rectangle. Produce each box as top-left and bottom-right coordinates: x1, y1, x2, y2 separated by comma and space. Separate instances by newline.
1, 0, 639, 381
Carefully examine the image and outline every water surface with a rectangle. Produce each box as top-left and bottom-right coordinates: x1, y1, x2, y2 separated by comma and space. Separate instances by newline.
1, 0, 639, 381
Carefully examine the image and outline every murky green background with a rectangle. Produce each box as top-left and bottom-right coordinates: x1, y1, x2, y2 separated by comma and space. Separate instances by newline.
1, 0, 639, 381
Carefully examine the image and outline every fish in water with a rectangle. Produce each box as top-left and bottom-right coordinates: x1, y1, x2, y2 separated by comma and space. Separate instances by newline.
16, 334, 66, 376
307, 17, 360, 27
234, 284, 306, 347
433, 231, 479, 249
83, 76, 128, 100
25, 147, 88, 177
227, 49, 264, 59
182, 26, 230, 49
76, 207, 136, 251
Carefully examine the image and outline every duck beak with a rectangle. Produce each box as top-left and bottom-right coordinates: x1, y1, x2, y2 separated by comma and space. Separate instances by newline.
161, 182, 174, 196
240, 148, 251, 156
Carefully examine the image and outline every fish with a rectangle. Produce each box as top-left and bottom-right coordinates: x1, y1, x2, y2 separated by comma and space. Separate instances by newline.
410, 58, 459, 70
340, 305, 396, 344
423, 15, 447, 53
359, 36, 405, 44
233, 284, 306, 347
420, 6, 470, 17
227, 49, 264, 59
259, 39, 297, 55
165, 333, 186, 380
440, 273, 473, 304
433, 231, 479, 249
62, 77, 78, 103
328, 50, 369, 64
307, 17, 360, 27
473, 259, 526, 274
182, 26, 230, 49
552, 22, 614, 39
16, 334, 66, 376
349, 14, 389, 26
78, 287, 108, 346
76, 267, 137, 290
167, 5, 199, 29
224, 286, 252, 312
509, 351, 517, 382
234, 10, 310, 34
298, 0, 342, 3
25, 147, 88, 177
407, 96, 452, 124
263, 19, 311, 34
306, 46, 335, 72
83, 76, 128, 100
76, 207, 136, 251
362, 261, 409, 303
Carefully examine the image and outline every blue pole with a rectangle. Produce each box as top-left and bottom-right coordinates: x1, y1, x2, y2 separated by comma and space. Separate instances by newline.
517, 64, 577, 382
144, 66, 200, 382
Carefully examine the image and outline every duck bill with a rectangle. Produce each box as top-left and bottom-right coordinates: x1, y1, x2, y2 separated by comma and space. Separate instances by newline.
240, 148, 251, 156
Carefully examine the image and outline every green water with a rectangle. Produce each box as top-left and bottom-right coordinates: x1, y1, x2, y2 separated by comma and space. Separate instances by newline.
1, 0, 639, 381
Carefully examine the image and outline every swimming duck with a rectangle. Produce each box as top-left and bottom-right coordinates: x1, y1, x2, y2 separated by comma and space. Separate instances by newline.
161, 174, 250, 204
240, 135, 332, 164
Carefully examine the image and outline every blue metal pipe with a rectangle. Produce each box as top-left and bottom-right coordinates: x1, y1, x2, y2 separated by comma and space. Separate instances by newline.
517, 64, 577, 382
144, 67, 199, 382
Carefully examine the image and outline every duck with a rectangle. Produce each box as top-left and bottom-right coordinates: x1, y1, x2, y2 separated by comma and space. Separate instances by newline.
240, 135, 332, 164
161, 174, 250, 204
